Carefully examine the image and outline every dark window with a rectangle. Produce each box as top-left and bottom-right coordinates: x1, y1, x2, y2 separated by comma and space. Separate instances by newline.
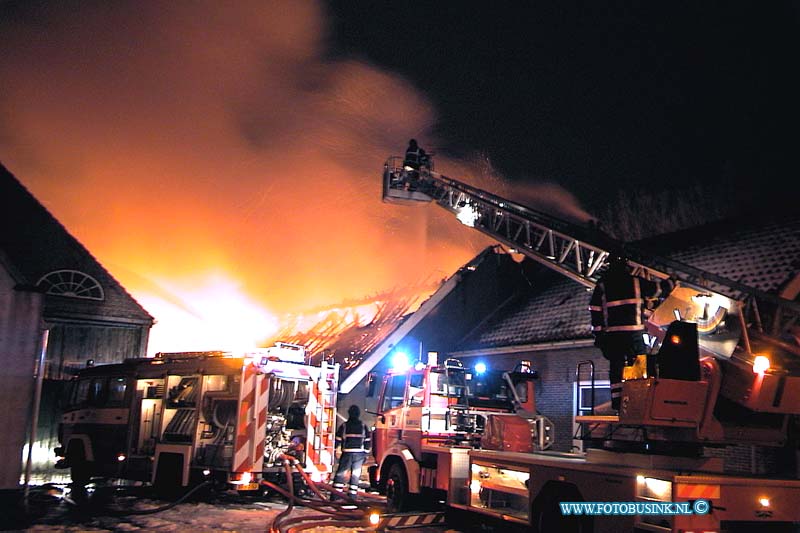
409, 373, 425, 406
577, 385, 611, 413
380, 374, 407, 412
73, 378, 92, 407
107, 377, 127, 406
89, 378, 106, 406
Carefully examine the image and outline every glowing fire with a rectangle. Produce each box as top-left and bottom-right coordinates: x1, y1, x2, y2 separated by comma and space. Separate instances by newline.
135, 273, 279, 355
0, 2, 590, 359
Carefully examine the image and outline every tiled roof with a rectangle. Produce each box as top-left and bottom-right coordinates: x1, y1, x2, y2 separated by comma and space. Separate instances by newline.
460, 268, 592, 350
0, 162, 153, 324
460, 210, 800, 351
635, 212, 800, 294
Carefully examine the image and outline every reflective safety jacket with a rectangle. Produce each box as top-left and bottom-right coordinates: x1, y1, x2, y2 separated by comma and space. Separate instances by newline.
335, 419, 371, 453
404, 146, 421, 168
589, 267, 673, 335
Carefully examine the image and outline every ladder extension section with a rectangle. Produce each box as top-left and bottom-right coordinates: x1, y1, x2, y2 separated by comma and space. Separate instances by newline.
306, 361, 339, 480
383, 157, 800, 345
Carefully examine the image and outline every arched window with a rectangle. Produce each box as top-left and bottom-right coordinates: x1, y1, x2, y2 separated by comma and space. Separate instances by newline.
37, 270, 105, 301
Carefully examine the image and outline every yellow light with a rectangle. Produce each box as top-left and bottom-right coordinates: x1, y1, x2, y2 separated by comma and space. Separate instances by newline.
670, 334, 681, 345
644, 477, 671, 499
753, 355, 770, 374
759, 497, 770, 507
470, 479, 482, 494
137, 275, 279, 355
368, 511, 381, 526
456, 205, 479, 227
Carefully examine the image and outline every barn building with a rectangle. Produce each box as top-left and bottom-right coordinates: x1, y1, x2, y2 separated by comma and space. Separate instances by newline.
0, 163, 153, 488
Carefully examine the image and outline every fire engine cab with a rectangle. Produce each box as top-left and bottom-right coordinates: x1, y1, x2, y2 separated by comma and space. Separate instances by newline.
55, 343, 339, 496
372, 353, 553, 511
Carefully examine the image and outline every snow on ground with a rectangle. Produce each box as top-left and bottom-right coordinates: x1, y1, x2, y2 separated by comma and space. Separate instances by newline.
8, 484, 454, 533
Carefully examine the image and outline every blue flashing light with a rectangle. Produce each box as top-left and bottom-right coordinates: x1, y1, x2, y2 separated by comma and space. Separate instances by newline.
474, 362, 487, 375
391, 352, 410, 372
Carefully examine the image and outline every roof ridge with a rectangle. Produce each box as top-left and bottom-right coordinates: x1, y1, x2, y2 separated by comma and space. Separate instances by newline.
0, 161, 153, 322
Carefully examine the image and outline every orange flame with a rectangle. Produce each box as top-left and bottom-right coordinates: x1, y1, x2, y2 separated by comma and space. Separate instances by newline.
0, 3, 588, 355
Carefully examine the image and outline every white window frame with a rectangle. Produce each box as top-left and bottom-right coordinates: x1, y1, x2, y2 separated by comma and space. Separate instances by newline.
572, 378, 610, 452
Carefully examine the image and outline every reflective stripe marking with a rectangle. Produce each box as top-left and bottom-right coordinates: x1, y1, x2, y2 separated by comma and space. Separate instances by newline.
307, 373, 334, 479
676, 484, 720, 499
384, 512, 445, 527
252, 371, 269, 471
605, 324, 646, 332
234, 364, 258, 473
606, 298, 642, 307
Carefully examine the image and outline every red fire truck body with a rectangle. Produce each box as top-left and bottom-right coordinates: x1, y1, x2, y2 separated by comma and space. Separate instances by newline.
55, 343, 339, 493
371, 349, 800, 532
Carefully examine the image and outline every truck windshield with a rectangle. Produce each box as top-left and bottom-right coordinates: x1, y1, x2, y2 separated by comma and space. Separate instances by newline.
430, 369, 467, 400
431, 368, 513, 410
66, 376, 128, 409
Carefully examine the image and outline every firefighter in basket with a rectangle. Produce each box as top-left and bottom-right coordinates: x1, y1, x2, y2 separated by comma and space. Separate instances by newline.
589, 255, 674, 412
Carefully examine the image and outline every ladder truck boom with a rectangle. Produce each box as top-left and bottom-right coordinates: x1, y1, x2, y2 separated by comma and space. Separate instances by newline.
384, 155, 800, 416
385, 156, 611, 288
384, 156, 800, 358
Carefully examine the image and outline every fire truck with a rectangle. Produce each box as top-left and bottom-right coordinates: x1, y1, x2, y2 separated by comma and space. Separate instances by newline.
55, 342, 339, 496
369, 154, 800, 532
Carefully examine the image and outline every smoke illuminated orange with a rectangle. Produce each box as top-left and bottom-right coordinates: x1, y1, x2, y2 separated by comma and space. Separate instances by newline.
0, 2, 588, 355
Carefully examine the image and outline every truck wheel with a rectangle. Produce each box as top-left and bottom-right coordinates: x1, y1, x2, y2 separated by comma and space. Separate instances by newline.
154, 453, 183, 500
531, 480, 593, 533
67, 442, 91, 484
66, 442, 90, 505
368, 465, 378, 489
70, 455, 91, 487
385, 462, 410, 512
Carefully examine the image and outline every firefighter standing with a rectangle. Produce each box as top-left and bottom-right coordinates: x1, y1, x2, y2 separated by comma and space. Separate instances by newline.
589, 255, 674, 411
404, 138, 422, 170
403, 138, 426, 190
332, 405, 371, 498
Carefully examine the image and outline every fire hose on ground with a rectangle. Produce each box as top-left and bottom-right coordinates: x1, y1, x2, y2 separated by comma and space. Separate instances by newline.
61, 455, 417, 532
266, 455, 387, 533
63, 478, 213, 517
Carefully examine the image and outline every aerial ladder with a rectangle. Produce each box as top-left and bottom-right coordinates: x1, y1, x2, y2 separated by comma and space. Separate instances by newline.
383, 154, 800, 436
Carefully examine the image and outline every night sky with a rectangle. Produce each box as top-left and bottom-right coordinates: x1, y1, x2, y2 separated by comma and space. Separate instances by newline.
328, 1, 800, 213
1, 1, 798, 353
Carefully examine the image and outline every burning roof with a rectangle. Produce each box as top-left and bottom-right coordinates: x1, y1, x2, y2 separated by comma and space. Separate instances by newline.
268, 282, 442, 370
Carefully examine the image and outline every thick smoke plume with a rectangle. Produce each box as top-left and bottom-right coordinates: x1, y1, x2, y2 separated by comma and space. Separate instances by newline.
0, 1, 586, 353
